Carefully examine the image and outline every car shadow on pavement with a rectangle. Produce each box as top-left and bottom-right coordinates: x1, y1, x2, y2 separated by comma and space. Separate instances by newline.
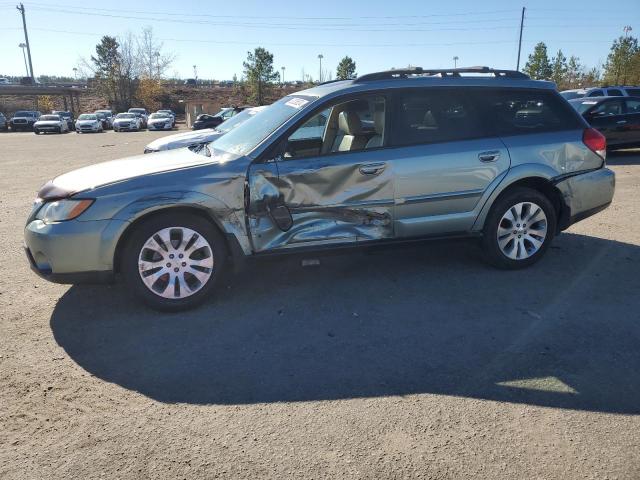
50, 232, 640, 413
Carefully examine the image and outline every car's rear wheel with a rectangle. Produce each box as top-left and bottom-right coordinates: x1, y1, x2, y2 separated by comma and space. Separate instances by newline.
121, 212, 228, 311
482, 187, 556, 269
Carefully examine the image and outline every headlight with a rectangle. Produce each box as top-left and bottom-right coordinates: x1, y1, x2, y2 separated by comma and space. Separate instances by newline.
35, 199, 94, 223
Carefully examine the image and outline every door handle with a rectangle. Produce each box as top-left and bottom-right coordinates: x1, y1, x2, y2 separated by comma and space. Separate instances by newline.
478, 151, 501, 162
616, 120, 627, 125
359, 163, 386, 175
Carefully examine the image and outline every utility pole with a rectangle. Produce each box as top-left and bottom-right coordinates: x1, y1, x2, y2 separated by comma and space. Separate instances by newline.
318, 54, 323, 83
281, 66, 285, 85
453, 56, 459, 68
516, 7, 526, 71
16, 3, 35, 84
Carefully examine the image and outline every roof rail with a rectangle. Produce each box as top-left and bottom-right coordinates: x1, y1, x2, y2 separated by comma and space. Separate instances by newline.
354, 66, 529, 83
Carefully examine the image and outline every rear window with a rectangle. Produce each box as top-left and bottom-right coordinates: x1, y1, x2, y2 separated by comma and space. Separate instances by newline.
477, 89, 582, 136
391, 90, 485, 146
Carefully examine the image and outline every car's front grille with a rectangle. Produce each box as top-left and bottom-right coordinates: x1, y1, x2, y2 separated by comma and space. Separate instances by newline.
13, 119, 27, 124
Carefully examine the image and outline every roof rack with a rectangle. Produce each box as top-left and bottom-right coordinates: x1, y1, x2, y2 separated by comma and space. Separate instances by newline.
354, 66, 529, 83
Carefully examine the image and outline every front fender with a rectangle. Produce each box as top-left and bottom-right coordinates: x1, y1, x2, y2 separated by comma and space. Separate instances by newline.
471, 163, 560, 232
96, 190, 251, 268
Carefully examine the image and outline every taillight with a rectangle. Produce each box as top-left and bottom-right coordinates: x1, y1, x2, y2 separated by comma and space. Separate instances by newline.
583, 128, 606, 160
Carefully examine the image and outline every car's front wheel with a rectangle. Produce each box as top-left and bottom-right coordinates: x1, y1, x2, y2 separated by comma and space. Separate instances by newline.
121, 212, 228, 311
482, 187, 556, 269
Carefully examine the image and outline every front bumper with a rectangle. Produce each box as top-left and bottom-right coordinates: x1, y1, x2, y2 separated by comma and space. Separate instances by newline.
148, 123, 172, 130
77, 124, 100, 132
24, 218, 127, 284
555, 167, 615, 230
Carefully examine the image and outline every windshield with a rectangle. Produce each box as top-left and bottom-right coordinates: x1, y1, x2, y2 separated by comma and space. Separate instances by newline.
569, 99, 599, 114
216, 108, 263, 133
149, 113, 170, 119
40, 115, 60, 121
213, 96, 316, 156
15, 111, 35, 117
116, 113, 135, 119
78, 114, 97, 120
560, 91, 585, 100
129, 109, 145, 114
95, 110, 111, 116
158, 110, 173, 115
214, 108, 232, 117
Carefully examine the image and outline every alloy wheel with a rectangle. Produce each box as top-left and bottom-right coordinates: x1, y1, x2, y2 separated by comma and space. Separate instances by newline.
138, 226, 214, 299
497, 202, 548, 260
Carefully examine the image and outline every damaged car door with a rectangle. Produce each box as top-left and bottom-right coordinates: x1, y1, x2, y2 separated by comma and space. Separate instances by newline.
248, 94, 395, 252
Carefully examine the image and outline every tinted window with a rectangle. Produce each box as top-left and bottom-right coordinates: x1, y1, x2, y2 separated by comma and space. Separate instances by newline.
587, 90, 604, 97
479, 90, 581, 135
626, 99, 640, 113
591, 99, 624, 116
625, 88, 640, 96
607, 89, 623, 96
391, 90, 483, 146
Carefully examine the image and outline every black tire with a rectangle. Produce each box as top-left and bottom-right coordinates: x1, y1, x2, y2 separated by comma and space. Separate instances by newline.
121, 212, 228, 311
481, 187, 556, 269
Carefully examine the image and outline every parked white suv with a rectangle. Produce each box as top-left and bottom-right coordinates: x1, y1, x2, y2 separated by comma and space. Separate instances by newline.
561, 86, 640, 100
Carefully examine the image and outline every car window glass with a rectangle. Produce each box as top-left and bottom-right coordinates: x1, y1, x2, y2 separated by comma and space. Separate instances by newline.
392, 90, 484, 146
285, 96, 385, 159
607, 89, 623, 96
288, 109, 330, 141
479, 90, 581, 135
625, 99, 640, 113
592, 100, 624, 116
588, 90, 604, 97
625, 88, 640, 96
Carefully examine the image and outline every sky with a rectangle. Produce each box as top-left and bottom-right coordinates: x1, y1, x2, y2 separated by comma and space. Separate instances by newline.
0, 0, 638, 81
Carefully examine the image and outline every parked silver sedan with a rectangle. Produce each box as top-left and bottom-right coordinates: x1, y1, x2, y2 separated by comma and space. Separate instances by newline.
75, 114, 103, 133
147, 112, 174, 131
113, 113, 142, 132
33, 114, 69, 134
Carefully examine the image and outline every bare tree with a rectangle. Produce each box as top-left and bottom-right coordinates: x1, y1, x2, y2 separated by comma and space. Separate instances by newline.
137, 27, 175, 79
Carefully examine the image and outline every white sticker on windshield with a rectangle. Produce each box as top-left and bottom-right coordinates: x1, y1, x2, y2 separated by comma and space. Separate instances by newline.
285, 97, 309, 109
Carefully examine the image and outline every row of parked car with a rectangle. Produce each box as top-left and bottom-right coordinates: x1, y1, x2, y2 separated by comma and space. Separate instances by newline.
0, 108, 178, 133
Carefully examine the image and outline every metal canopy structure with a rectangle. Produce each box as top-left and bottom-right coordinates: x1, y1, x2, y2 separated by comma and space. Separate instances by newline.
0, 85, 83, 115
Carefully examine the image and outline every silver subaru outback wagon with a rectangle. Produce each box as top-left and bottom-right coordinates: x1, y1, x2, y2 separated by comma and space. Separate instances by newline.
24, 67, 615, 311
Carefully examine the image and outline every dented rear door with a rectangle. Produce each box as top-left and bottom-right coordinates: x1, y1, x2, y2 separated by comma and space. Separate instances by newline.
248, 149, 395, 252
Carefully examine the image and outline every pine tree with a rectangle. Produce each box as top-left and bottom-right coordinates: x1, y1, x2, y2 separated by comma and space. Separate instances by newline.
551, 50, 568, 89
243, 47, 279, 105
336, 56, 357, 80
524, 42, 552, 80
603, 35, 639, 84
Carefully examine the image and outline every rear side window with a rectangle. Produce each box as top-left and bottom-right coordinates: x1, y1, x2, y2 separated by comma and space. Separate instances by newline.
626, 99, 640, 113
477, 89, 582, 136
592, 99, 624, 116
607, 89, 624, 96
625, 88, 640, 96
391, 90, 485, 146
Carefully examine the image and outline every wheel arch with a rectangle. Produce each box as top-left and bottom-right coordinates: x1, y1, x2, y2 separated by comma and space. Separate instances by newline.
473, 167, 568, 232
112, 204, 246, 274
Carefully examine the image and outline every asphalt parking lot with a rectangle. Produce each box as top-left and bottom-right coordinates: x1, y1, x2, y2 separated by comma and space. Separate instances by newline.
1, 129, 639, 479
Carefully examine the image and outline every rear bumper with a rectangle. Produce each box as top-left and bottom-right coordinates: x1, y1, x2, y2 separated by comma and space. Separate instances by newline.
555, 167, 615, 230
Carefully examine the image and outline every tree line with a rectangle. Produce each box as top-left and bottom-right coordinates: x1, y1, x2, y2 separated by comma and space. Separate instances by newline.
524, 32, 639, 89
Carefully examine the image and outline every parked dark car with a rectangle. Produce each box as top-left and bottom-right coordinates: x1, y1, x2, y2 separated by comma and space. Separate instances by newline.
0, 112, 8, 131
569, 96, 640, 149
95, 112, 110, 130
10, 110, 41, 131
52, 110, 75, 130
191, 107, 245, 130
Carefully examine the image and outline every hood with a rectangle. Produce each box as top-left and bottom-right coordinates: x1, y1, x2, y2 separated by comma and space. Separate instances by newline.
145, 128, 224, 151
34, 120, 61, 126
77, 119, 98, 124
38, 148, 242, 200
113, 117, 134, 123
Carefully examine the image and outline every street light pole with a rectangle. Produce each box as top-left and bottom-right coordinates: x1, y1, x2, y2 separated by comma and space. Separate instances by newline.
281, 66, 285, 85
516, 7, 526, 71
318, 54, 323, 83
18, 43, 29, 77
453, 56, 459, 68
16, 3, 35, 84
